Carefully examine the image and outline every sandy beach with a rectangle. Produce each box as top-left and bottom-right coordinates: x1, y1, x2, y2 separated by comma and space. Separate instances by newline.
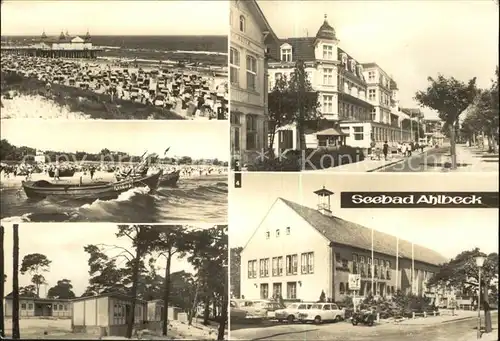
0, 167, 228, 189
2, 54, 228, 120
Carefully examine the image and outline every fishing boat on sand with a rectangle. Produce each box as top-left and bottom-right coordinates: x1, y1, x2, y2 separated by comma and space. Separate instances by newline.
21, 170, 163, 200
116, 169, 180, 187
48, 168, 76, 178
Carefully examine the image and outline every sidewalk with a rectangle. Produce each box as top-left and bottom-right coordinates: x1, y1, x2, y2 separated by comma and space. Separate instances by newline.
304, 151, 423, 172
395, 310, 477, 325
448, 144, 499, 172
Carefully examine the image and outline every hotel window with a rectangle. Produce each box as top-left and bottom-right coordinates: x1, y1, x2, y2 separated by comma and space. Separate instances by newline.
28, 303, 33, 309
322, 95, 333, 114
63, 304, 67, 311
248, 260, 257, 278
323, 45, 334, 59
229, 48, 240, 85
360, 256, 365, 263
246, 115, 257, 150
286, 282, 297, 299
286, 226, 290, 235
368, 89, 376, 101
371, 108, 377, 121
342, 55, 348, 69
340, 282, 345, 294
286, 254, 298, 275
368, 71, 375, 81
354, 127, 364, 140
21, 303, 26, 310
342, 259, 348, 268
277, 256, 284, 276
260, 283, 269, 299
272, 257, 278, 276
239, 15, 246, 32
281, 48, 292, 62
260, 258, 269, 277
276, 229, 280, 237
54, 304, 58, 311
246, 55, 257, 91
323, 68, 333, 85
301, 252, 314, 274
265, 231, 270, 239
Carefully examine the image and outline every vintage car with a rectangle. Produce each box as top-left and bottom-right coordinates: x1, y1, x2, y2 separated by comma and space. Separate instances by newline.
275, 302, 314, 323
298, 303, 345, 324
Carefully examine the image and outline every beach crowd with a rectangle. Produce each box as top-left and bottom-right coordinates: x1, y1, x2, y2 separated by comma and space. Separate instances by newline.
1, 54, 229, 120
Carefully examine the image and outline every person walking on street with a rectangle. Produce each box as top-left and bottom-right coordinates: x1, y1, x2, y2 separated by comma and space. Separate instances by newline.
401, 143, 407, 157
383, 141, 389, 161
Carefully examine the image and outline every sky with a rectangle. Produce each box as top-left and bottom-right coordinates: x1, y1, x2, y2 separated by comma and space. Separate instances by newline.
1, 223, 215, 297
0, 0, 228, 36
229, 173, 499, 259
258, 0, 499, 120
0, 120, 229, 161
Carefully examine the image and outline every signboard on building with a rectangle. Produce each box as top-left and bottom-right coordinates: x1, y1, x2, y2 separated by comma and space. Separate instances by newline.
348, 274, 361, 291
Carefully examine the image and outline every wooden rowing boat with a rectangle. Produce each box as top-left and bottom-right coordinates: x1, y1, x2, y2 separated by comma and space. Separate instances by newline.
22, 170, 162, 200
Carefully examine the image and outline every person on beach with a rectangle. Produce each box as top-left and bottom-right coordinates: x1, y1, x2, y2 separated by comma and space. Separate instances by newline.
383, 141, 389, 161
54, 166, 60, 181
90, 166, 95, 180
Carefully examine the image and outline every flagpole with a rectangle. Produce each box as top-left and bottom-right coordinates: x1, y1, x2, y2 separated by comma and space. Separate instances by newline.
411, 242, 415, 295
371, 227, 374, 296
396, 236, 399, 292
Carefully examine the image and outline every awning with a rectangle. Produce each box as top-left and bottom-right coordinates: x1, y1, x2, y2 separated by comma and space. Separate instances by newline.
315, 128, 348, 136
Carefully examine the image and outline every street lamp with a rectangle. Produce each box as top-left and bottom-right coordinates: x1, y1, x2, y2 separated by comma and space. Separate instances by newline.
475, 255, 486, 339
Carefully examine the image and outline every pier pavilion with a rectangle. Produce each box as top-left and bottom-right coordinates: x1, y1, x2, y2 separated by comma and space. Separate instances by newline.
1, 30, 103, 59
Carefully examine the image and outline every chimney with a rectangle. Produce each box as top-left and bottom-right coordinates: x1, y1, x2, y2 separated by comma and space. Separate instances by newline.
313, 186, 334, 217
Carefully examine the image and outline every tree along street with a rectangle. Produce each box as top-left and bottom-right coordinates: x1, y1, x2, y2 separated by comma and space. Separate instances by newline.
231, 314, 498, 341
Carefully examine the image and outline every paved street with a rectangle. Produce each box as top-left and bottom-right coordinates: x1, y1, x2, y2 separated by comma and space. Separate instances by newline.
378, 146, 451, 172
231, 314, 498, 341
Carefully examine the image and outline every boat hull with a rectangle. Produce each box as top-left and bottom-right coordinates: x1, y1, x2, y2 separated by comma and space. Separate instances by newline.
48, 169, 76, 178
159, 170, 180, 187
22, 170, 162, 201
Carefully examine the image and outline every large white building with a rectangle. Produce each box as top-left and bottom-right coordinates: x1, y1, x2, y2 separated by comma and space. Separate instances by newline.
229, 0, 278, 165
266, 16, 414, 155
239, 188, 447, 302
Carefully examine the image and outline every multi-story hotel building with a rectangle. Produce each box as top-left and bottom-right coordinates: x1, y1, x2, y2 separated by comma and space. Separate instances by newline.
229, 0, 278, 165
266, 16, 413, 155
239, 188, 447, 302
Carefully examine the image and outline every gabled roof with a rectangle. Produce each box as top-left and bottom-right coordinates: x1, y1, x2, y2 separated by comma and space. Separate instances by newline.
268, 37, 316, 62
279, 198, 448, 266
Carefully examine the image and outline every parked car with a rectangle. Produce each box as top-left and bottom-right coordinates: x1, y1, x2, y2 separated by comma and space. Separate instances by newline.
230, 300, 248, 321
298, 303, 345, 324
245, 300, 280, 319
275, 302, 314, 323
231, 299, 264, 319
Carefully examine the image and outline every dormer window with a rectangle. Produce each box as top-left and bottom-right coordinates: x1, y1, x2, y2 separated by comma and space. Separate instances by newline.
350, 60, 356, 72
239, 15, 246, 32
266, 231, 270, 239
341, 54, 348, 70
276, 229, 280, 237
280, 44, 292, 62
286, 227, 290, 235
357, 65, 364, 78
322, 45, 334, 60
